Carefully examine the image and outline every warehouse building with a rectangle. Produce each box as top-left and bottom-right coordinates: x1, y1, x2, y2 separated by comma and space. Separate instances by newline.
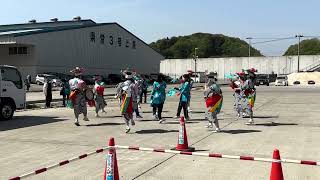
0, 17, 164, 80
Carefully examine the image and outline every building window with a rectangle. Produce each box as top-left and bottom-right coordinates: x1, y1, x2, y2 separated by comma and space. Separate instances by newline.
100, 34, 105, 44
109, 36, 114, 45
118, 37, 122, 47
9, 47, 28, 55
132, 40, 136, 49
126, 40, 129, 48
90, 32, 95, 42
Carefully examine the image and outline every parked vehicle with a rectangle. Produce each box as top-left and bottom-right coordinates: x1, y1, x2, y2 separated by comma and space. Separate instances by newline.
308, 80, 316, 85
108, 74, 125, 84
275, 75, 288, 86
293, 81, 300, 85
36, 74, 62, 87
255, 74, 270, 86
190, 72, 206, 83
0, 65, 26, 120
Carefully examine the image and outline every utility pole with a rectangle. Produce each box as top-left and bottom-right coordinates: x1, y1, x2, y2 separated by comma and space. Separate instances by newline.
194, 47, 198, 72
295, 34, 303, 72
246, 37, 252, 67
246, 37, 252, 57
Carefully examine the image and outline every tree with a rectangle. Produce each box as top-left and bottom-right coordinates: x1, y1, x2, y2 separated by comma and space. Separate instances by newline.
284, 38, 320, 56
150, 33, 263, 58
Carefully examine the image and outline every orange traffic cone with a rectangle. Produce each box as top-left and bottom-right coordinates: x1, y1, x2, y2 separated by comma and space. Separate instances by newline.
104, 137, 120, 180
172, 116, 195, 152
270, 149, 284, 180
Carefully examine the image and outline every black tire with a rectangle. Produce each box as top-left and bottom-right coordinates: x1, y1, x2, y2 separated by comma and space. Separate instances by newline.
266, 83, 269, 86
0, 102, 15, 120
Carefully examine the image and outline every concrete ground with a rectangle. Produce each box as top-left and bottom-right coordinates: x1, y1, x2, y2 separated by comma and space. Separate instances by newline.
1, 86, 320, 180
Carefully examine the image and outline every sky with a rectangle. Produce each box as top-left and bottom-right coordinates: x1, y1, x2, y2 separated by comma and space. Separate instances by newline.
1, 0, 319, 56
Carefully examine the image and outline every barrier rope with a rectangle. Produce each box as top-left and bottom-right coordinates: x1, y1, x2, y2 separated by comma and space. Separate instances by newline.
8, 145, 319, 179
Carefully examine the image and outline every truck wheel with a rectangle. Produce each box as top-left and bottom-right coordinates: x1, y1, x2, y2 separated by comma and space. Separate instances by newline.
0, 102, 14, 120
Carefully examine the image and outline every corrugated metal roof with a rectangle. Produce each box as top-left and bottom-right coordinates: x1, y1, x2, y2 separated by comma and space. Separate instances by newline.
0, 20, 164, 58
0, 29, 43, 36
0, 19, 95, 32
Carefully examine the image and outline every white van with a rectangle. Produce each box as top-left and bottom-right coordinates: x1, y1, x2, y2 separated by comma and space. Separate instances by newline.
190, 72, 206, 83
0, 65, 26, 120
275, 75, 288, 86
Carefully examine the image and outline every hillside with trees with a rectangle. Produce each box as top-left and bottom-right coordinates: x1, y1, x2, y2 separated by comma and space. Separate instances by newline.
150, 33, 263, 59
284, 38, 320, 56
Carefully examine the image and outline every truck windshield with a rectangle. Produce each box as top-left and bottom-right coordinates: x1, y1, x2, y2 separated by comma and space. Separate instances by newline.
1, 67, 23, 89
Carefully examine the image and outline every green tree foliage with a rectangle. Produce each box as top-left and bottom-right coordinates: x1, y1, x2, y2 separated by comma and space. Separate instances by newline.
284, 38, 320, 56
149, 33, 262, 58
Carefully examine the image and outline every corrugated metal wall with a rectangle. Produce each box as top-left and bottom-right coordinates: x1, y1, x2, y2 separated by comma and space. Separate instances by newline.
13, 24, 163, 77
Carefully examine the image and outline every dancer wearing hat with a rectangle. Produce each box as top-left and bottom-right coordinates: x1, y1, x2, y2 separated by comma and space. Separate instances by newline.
173, 74, 192, 120
150, 75, 167, 123
69, 67, 89, 126
233, 72, 245, 118
241, 68, 257, 125
204, 76, 223, 132
133, 74, 143, 118
116, 70, 136, 133
94, 75, 107, 117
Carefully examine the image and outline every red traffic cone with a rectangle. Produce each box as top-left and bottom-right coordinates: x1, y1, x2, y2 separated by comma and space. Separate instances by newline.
172, 116, 195, 152
104, 138, 120, 180
270, 149, 284, 180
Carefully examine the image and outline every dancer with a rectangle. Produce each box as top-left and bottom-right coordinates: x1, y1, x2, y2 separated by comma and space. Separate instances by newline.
226, 72, 244, 118
116, 70, 136, 133
241, 68, 257, 125
69, 67, 89, 126
150, 75, 167, 123
187, 70, 194, 112
94, 75, 106, 117
133, 74, 143, 118
204, 76, 223, 132
174, 74, 191, 120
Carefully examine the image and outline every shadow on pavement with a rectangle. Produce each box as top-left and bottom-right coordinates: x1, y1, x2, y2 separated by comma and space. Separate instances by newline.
0, 116, 67, 131
105, 115, 123, 118
135, 129, 179, 134
165, 121, 199, 124
142, 111, 169, 113
243, 116, 279, 119
190, 111, 206, 114
254, 122, 298, 126
86, 122, 125, 127
194, 149, 210, 152
222, 129, 261, 134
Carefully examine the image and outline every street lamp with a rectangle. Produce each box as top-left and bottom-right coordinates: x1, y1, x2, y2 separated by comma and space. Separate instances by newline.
194, 47, 199, 72
295, 34, 304, 72
246, 37, 252, 57
246, 37, 252, 68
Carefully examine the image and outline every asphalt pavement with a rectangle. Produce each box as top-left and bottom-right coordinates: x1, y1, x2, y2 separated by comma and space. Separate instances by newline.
2, 86, 320, 179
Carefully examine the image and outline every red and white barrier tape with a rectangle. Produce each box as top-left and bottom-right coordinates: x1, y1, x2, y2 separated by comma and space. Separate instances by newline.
115, 145, 320, 166
8, 145, 320, 179
8, 147, 109, 180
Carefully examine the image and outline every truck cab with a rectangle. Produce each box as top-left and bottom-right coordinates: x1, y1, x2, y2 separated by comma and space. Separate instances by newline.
0, 65, 26, 120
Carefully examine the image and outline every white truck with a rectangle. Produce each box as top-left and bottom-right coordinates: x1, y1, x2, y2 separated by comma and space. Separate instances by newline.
0, 65, 26, 120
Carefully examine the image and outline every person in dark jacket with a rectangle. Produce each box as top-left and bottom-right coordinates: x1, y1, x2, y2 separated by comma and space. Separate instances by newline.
60, 79, 70, 107
43, 78, 52, 108
139, 75, 148, 104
